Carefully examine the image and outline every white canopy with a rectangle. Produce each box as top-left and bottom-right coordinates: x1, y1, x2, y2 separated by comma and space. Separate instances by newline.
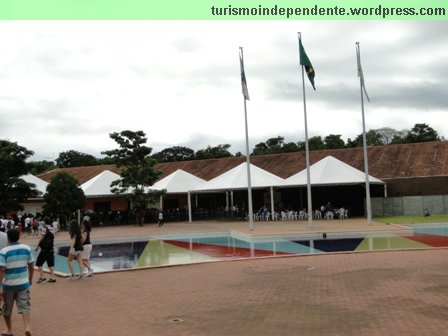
192, 163, 285, 192
152, 169, 206, 194
81, 170, 121, 197
22, 174, 49, 195
283, 156, 384, 186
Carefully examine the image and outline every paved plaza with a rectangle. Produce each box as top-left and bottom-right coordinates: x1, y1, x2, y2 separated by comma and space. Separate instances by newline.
7, 219, 448, 336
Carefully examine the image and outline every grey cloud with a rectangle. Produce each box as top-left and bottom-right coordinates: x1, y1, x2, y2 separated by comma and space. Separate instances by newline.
172, 37, 202, 53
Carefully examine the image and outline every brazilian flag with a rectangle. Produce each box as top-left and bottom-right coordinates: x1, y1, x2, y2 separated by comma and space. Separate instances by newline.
299, 39, 316, 90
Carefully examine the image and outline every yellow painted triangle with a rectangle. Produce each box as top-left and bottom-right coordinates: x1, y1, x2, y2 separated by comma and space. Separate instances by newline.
356, 236, 429, 252
137, 240, 218, 267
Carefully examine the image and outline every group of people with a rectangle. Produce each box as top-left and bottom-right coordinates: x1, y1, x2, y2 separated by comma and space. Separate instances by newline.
0, 215, 94, 336
34, 217, 93, 282
66, 218, 94, 280
0, 214, 60, 238
319, 203, 348, 220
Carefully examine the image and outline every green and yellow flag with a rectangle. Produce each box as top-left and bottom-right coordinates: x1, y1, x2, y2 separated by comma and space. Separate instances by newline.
299, 39, 316, 90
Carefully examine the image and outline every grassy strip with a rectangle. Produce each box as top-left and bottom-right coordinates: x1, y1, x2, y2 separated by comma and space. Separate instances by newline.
374, 214, 448, 225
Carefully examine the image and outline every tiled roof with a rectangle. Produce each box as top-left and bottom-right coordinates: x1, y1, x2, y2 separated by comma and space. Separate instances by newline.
38, 141, 448, 183
38, 164, 121, 185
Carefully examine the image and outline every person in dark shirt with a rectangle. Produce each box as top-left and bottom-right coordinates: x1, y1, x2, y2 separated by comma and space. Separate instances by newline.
35, 217, 56, 283
67, 220, 84, 280
81, 219, 94, 277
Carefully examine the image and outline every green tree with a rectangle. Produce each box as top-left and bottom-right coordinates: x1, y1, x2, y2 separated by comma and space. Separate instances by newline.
195, 144, 233, 160
404, 123, 440, 143
252, 142, 269, 155
324, 134, 345, 149
282, 142, 300, 153
28, 160, 56, 175
43, 172, 86, 227
389, 129, 409, 144
152, 146, 195, 162
346, 130, 383, 147
308, 136, 326, 151
252, 136, 300, 155
102, 130, 164, 225
56, 150, 99, 168
0, 140, 39, 214
97, 156, 116, 165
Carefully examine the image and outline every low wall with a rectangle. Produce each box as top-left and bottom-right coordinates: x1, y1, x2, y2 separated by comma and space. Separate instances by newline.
372, 195, 448, 216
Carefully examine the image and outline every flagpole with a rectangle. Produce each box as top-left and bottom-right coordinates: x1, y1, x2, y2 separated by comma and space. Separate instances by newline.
298, 33, 313, 228
356, 42, 372, 225
240, 47, 254, 230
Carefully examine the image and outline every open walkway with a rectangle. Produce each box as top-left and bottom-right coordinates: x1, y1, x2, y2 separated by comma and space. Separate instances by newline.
9, 219, 448, 336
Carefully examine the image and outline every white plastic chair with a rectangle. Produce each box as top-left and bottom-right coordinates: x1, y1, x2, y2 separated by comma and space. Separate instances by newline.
281, 211, 287, 221
338, 208, 345, 220
287, 211, 294, 220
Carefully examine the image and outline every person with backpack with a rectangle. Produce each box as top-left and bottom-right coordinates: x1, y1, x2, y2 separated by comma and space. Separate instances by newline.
35, 217, 56, 284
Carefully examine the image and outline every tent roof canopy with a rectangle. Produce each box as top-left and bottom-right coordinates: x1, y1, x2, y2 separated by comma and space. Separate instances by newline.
152, 169, 206, 194
22, 174, 49, 195
282, 156, 384, 187
80, 170, 121, 197
192, 162, 286, 192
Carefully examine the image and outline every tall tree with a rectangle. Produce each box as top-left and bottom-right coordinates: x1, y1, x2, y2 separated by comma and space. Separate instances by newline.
324, 134, 345, 149
346, 130, 383, 147
404, 123, 440, 143
28, 160, 56, 175
43, 172, 86, 227
252, 142, 269, 155
374, 127, 401, 145
56, 150, 99, 168
97, 156, 116, 165
102, 130, 164, 225
282, 142, 301, 153
152, 146, 195, 162
307, 136, 326, 151
252, 136, 300, 155
0, 140, 38, 214
195, 144, 233, 160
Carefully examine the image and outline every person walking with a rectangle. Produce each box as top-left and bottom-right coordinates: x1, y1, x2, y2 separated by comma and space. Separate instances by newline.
67, 220, 84, 280
158, 211, 164, 227
35, 217, 57, 284
81, 219, 94, 277
0, 228, 35, 336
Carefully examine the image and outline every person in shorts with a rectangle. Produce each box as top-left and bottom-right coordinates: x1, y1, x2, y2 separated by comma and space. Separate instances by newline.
67, 220, 84, 280
35, 217, 56, 284
81, 219, 93, 277
0, 228, 34, 336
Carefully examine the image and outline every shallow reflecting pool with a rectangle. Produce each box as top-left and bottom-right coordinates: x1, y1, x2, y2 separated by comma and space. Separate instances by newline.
44, 223, 448, 274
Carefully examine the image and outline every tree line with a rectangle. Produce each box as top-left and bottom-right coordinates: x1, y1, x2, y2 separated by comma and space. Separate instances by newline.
0, 124, 443, 220
1, 131, 162, 226
28, 123, 442, 175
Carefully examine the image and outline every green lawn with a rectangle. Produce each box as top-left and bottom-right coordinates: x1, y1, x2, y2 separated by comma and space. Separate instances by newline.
374, 214, 448, 225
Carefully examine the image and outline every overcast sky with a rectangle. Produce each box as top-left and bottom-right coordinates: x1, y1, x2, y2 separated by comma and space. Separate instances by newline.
1, 20, 447, 161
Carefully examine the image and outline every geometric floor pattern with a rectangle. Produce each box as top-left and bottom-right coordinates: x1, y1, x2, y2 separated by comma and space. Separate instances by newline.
48, 224, 448, 274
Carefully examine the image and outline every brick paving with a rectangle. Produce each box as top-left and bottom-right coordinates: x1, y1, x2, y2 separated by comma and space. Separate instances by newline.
6, 219, 448, 336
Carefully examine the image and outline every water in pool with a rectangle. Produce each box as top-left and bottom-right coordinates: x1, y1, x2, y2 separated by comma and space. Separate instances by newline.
43, 223, 448, 275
